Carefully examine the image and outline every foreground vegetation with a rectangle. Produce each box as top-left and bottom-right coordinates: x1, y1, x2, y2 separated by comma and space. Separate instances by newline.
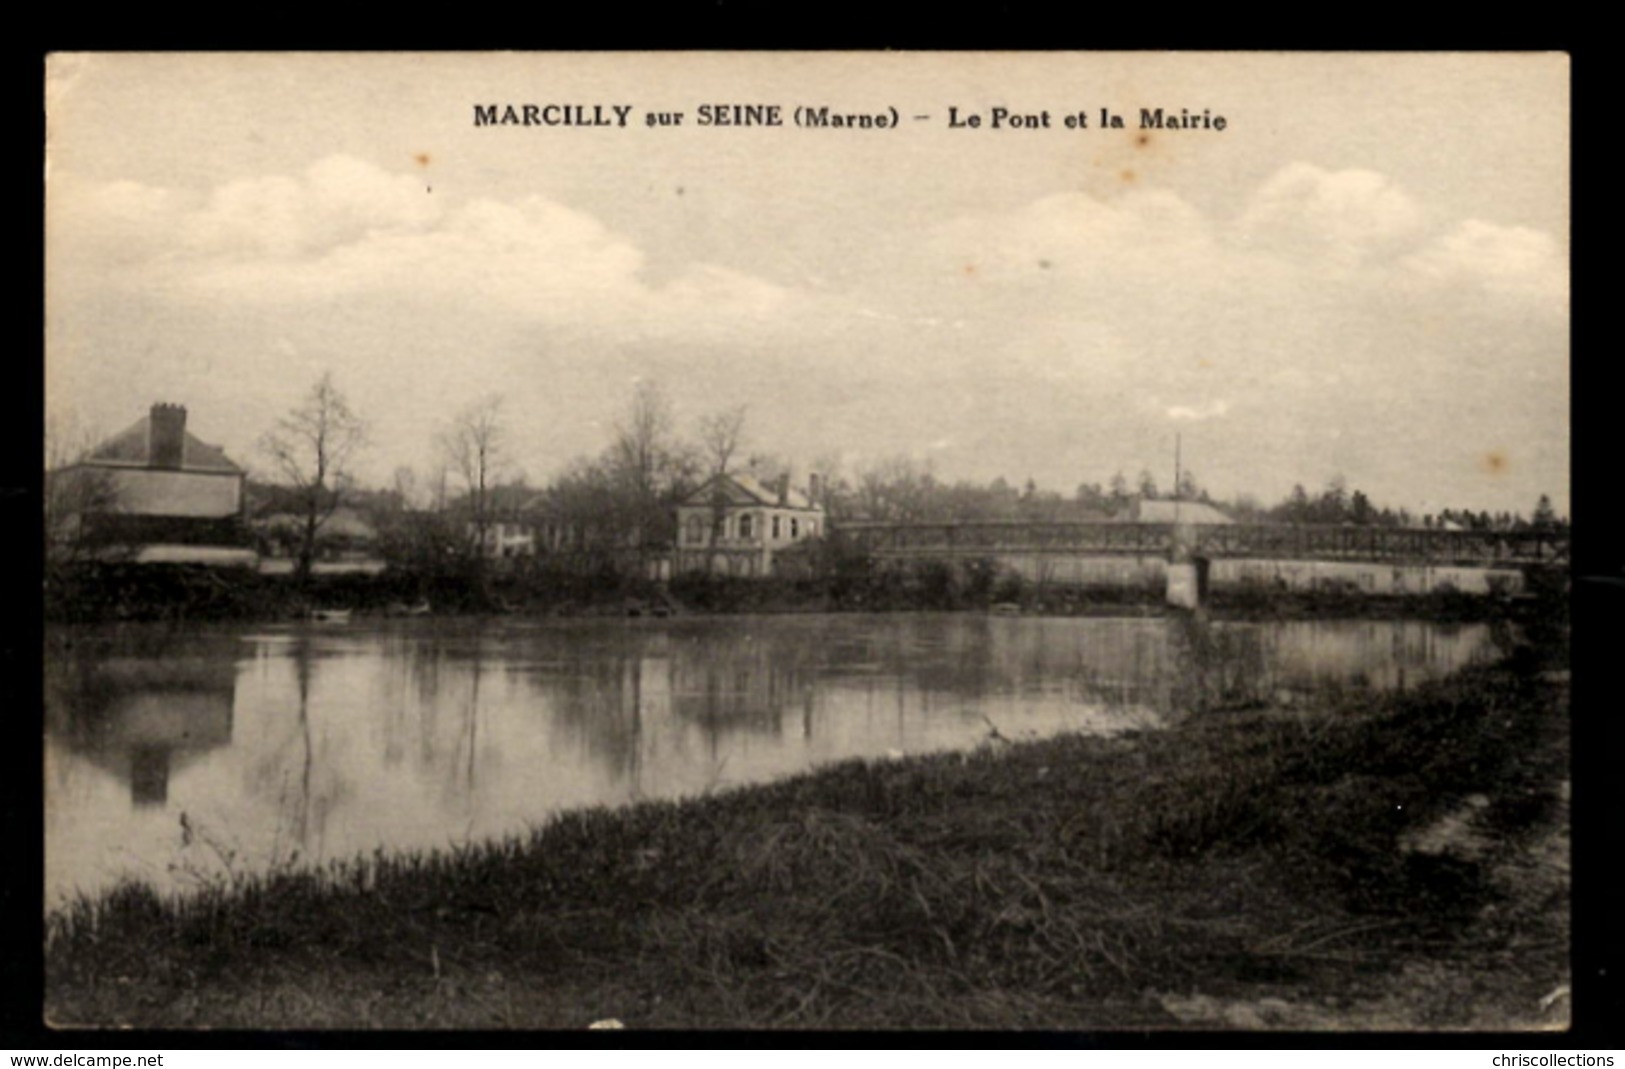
45, 555, 1552, 627
46, 626, 1569, 1030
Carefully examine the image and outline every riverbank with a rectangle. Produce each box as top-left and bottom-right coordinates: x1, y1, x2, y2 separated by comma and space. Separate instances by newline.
45, 560, 1555, 626
45, 633, 1569, 1030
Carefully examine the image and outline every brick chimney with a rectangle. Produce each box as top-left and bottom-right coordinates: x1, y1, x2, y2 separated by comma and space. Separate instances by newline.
777, 472, 790, 506
149, 403, 187, 470
807, 473, 821, 508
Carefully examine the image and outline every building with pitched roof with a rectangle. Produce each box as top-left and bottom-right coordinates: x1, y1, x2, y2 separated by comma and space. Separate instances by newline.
57, 403, 255, 565
675, 471, 825, 577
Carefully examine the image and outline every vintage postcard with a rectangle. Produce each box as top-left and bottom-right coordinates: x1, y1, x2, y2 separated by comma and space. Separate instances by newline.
43, 52, 1570, 1032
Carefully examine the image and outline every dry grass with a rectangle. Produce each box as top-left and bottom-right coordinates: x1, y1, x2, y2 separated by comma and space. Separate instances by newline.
46, 637, 1569, 1031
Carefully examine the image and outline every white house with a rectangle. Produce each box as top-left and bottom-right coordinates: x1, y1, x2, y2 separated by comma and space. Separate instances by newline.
471, 517, 538, 559
675, 472, 825, 577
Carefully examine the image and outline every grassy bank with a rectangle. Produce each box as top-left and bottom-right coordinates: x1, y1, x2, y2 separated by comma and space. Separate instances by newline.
45, 634, 1569, 1031
43, 558, 1168, 625
46, 559, 1550, 627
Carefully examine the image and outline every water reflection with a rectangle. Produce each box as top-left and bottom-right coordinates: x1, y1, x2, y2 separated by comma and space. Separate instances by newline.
44, 614, 1501, 901
46, 654, 236, 807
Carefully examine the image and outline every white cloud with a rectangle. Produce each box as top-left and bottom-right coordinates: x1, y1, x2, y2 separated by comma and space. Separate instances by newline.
47, 156, 1568, 513
58, 155, 813, 345
1402, 219, 1568, 307
179, 155, 445, 260
47, 175, 191, 266
809, 161, 1565, 509
1167, 400, 1231, 422
1234, 162, 1425, 267
926, 188, 1215, 284
656, 262, 792, 324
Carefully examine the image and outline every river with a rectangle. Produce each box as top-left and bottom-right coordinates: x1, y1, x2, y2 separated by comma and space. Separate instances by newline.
44, 613, 1503, 903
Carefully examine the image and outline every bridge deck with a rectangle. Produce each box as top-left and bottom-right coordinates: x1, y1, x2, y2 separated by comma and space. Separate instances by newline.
832, 522, 1568, 567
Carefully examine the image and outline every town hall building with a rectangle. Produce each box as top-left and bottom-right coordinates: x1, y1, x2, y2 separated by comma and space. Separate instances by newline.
674, 471, 825, 577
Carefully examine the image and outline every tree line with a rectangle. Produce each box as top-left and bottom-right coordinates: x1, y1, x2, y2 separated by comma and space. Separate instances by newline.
271, 379, 785, 579
48, 372, 1572, 583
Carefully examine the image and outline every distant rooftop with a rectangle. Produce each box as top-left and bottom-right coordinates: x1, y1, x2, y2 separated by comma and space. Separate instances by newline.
1133, 499, 1234, 525
681, 471, 822, 511
85, 413, 244, 475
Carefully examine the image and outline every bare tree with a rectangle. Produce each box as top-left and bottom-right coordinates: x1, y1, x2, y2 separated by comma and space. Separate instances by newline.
390, 466, 420, 511
698, 404, 748, 544
744, 451, 790, 483
439, 395, 507, 566
698, 405, 748, 482
612, 383, 673, 494
807, 450, 850, 521
372, 464, 463, 579
260, 373, 368, 583
854, 456, 934, 522
1109, 471, 1131, 510
44, 414, 121, 568
609, 382, 682, 552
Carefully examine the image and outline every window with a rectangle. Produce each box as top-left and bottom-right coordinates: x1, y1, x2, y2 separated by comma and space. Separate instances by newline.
772, 515, 782, 540
684, 515, 705, 544
739, 513, 755, 539
790, 517, 799, 538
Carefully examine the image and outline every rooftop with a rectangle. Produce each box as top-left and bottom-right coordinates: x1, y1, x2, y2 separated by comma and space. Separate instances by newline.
681, 472, 821, 511
1133, 499, 1234, 525
84, 415, 244, 475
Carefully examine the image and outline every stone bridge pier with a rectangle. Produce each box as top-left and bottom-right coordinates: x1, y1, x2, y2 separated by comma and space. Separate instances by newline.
1164, 523, 1208, 610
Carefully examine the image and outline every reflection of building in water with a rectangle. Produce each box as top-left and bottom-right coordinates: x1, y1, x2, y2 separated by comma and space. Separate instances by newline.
46, 656, 236, 807
1236, 620, 1495, 695
984, 617, 1187, 713
129, 747, 172, 805
969, 615, 1492, 716
540, 646, 661, 782
667, 630, 818, 737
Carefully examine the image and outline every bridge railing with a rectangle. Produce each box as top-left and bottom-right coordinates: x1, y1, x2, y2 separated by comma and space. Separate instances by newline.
830, 521, 1568, 566
834, 521, 1176, 556
1192, 525, 1569, 565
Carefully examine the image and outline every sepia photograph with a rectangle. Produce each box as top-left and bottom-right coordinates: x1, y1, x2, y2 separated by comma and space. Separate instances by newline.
41, 52, 1571, 1031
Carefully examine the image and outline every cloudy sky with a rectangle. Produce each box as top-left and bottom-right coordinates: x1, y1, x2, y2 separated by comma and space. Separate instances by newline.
45, 52, 1569, 514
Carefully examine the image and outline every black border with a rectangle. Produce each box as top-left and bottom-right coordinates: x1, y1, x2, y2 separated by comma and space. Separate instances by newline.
12, 37, 1614, 1051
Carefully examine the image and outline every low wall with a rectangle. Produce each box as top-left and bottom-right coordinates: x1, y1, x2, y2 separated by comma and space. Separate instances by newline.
995, 553, 1166, 592
1210, 558, 1525, 596
259, 557, 387, 576
876, 552, 1525, 598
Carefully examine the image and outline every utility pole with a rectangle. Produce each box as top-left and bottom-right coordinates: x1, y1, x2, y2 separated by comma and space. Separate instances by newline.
1173, 432, 1182, 523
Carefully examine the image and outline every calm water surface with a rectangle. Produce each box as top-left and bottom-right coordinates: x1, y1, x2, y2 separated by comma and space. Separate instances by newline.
45, 613, 1501, 902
